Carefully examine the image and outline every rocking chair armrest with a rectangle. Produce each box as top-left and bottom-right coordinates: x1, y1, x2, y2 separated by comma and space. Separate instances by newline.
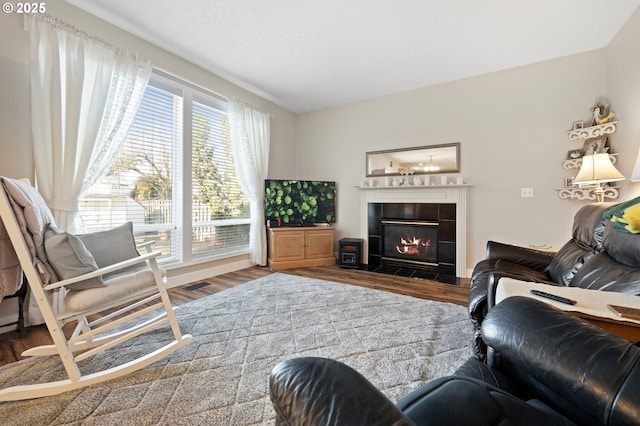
43, 251, 162, 291
136, 241, 155, 253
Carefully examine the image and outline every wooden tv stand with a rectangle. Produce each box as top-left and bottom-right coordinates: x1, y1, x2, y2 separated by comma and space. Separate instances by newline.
267, 226, 336, 270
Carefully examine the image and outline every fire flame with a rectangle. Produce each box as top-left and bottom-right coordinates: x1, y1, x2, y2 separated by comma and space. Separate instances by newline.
395, 237, 431, 255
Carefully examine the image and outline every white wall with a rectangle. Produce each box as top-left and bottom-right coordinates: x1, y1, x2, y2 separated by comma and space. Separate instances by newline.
0, 3, 298, 179
295, 51, 610, 274
607, 7, 640, 200
0, 13, 32, 178
0, 1, 298, 283
3, 2, 640, 279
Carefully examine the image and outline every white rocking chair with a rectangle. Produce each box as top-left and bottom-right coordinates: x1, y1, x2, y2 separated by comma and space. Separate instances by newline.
0, 177, 192, 401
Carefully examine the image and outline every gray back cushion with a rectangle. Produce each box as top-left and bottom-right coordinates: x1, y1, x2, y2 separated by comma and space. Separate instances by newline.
44, 226, 105, 291
602, 221, 640, 269
78, 222, 140, 278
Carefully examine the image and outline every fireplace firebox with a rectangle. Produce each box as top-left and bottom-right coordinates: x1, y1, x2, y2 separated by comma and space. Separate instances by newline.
368, 202, 457, 283
381, 220, 438, 265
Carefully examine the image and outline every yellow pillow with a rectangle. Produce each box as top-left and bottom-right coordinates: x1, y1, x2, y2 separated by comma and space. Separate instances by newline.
620, 203, 640, 234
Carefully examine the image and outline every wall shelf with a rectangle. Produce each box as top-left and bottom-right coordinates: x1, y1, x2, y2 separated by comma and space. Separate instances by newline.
561, 120, 620, 201
557, 187, 619, 201
562, 153, 618, 170
567, 121, 617, 140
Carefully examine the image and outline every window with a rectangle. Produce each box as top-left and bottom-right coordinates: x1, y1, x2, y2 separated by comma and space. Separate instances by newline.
79, 72, 250, 266
191, 99, 250, 259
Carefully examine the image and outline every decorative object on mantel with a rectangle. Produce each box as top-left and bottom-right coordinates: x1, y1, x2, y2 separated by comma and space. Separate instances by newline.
357, 176, 470, 189
559, 98, 622, 201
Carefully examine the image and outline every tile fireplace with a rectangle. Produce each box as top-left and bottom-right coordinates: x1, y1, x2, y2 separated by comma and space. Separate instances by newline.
359, 185, 468, 283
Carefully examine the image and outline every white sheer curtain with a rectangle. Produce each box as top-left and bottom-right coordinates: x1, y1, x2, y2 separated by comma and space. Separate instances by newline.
28, 15, 151, 232
228, 100, 271, 266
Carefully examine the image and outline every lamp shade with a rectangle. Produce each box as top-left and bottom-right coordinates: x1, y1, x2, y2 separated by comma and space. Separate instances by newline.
630, 151, 640, 181
574, 153, 625, 185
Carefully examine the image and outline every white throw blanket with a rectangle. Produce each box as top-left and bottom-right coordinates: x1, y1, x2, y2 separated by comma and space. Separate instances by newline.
0, 217, 21, 301
0, 177, 57, 325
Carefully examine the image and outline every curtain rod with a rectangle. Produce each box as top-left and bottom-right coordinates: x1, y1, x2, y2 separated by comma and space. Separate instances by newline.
23, 14, 146, 61
24, 14, 272, 117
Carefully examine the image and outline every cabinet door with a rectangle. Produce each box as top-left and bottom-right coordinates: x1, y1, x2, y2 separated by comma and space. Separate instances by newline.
270, 231, 305, 261
305, 229, 334, 259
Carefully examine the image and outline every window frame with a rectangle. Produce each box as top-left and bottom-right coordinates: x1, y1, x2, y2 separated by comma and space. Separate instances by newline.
80, 70, 250, 268
153, 70, 251, 267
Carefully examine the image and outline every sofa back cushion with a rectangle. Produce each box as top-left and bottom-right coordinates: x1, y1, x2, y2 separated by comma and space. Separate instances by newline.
547, 240, 593, 286
549, 204, 611, 286
569, 252, 640, 294
572, 203, 611, 250
548, 204, 612, 286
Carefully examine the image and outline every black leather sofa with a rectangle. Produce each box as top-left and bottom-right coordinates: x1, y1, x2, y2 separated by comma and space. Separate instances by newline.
469, 203, 640, 356
269, 296, 640, 425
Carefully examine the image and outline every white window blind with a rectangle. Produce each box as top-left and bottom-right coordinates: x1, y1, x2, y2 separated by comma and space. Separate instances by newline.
79, 72, 250, 266
191, 99, 250, 259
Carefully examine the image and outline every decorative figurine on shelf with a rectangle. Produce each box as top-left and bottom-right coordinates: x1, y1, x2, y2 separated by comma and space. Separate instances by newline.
590, 96, 615, 126
598, 111, 615, 125
399, 168, 414, 186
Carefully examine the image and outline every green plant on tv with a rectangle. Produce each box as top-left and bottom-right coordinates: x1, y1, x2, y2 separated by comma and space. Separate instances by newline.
265, 180, 335, 224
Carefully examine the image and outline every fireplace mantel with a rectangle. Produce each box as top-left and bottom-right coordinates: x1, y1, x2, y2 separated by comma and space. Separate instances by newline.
359, 185, 469, 278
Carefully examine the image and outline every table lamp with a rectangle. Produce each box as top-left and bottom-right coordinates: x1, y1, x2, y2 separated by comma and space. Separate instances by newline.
573, 153, 625, 202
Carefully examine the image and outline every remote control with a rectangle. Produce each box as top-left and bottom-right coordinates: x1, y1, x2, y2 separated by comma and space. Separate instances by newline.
530, 289, 577, 305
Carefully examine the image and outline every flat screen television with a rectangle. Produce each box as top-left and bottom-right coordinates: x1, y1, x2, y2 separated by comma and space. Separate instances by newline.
264, 180, 336, 226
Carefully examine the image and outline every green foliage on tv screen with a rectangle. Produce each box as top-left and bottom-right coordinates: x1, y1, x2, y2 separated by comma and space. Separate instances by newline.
264, 180, 336, 225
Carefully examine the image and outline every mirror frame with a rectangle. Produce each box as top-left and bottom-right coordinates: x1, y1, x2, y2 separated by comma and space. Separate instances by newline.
366, 143, 460, 177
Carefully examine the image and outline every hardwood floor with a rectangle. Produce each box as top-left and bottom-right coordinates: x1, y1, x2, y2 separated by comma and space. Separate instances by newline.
0, 265, 470, 367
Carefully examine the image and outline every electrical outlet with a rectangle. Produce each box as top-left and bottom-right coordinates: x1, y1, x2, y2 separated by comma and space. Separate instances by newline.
521, 187, 534, 198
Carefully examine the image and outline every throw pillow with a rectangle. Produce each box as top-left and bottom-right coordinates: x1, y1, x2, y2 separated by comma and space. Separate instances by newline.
604, 197, 640, 234
44, 226, 105, 291
78, 222, 141, 277
602, 222, 640, 269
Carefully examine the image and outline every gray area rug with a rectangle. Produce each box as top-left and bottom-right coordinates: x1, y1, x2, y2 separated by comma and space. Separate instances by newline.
0, 273, 473, 425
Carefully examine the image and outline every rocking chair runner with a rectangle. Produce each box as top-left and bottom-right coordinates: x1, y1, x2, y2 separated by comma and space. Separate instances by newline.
0, 177, 192, 401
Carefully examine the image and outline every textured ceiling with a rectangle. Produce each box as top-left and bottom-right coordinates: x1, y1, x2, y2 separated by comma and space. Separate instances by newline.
66, 0, 640, 113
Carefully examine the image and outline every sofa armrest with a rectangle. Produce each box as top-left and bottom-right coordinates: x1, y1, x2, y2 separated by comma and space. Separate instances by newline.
468, 269, 557, 343
485, 273, 559, 312
485, 241, 556, 272
269, 357, 415, 426
482, 296, 640, 425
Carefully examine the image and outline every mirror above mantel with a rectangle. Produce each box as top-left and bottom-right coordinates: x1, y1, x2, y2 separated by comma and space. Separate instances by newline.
366, 143, 460, 177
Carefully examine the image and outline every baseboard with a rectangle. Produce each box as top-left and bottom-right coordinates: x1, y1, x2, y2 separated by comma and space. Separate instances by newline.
166, 258, 255, 288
